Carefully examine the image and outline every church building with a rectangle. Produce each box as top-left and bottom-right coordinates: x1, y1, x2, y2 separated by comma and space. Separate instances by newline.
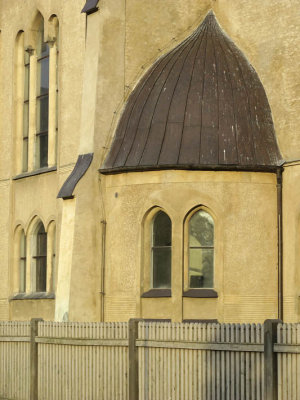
0, 0, 299, 323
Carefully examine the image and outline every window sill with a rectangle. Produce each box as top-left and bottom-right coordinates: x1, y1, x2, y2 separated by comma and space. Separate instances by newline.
141, 289, 171, 298
13, 166, 57, 180
183, 289, 218, 298
9, 292, 55, 301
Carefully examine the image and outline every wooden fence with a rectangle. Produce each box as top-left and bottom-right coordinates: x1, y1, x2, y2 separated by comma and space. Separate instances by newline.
0, 319, 300, 400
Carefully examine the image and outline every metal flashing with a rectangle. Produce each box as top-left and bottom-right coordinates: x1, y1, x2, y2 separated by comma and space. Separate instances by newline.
81, 0, 99, 14
57, 153, 93, 199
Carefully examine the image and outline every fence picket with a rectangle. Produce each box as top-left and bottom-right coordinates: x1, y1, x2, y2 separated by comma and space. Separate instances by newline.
3, 320, 300, 399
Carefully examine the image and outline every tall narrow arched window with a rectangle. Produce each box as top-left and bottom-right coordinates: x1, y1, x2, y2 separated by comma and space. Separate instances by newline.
23, 49, 30, 172
34, 222, 47, 292
35, 18, 49, 168
19, 230, 26, 292
47, 221, 56, 293
188, 210, 214, 288
151, 211, 172, 288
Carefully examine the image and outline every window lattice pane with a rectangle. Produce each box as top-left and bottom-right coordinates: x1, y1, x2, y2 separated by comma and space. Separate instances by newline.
189, 210, 214, 247
188, 211, 214, 288
37, 57, 49, 96
152, 247, 171, 288
36, 133, 48, 168
24, 64, 30, 101
152, 211, 172, 289
19, 231, 26, 293
153, 212, 171, 246
35, 224, 47, 292
189, 248, 214, 288
36, 96, 49, 133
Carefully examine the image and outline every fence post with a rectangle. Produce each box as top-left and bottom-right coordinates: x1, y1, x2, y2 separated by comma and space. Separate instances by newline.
30, 318, 43, 400
264, 319, 281, 400
128, 318, 143, 400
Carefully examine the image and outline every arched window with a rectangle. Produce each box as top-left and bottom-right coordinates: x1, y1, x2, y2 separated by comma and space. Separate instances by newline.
33, 222, 47, 292
151, 211, 172, 288
19, 230, 26, 292
23, 48, 30, 172
35, 18, 49, 168
47, 221, 56, 292
14, 13, 59, 175
188, 210, 214, 288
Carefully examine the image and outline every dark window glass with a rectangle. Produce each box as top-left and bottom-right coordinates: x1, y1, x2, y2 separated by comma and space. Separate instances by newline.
19, 230, 26, 292
23, 52, 30, 172
36, 20, 49, 169
152, 211, 172, 288
188, 210, 214, 288
34, 224, 47, 292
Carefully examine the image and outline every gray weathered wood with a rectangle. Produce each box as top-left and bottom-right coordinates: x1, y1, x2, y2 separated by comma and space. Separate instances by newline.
136, 339, 263, 352
30, 318, 43, 400
264, 319, 281, 400
35, 337, 128, 346
128, 319, 142, 400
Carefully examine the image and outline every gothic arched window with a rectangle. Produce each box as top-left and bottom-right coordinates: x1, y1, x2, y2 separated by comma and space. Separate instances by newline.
33, 222, 47, 292
188, 209, 214, 288
151, 211, 172, 289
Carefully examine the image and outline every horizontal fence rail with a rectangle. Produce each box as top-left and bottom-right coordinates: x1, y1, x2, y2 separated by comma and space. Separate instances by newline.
0, 321, 31, 400
138, 322, 264, 400
38, 321, 128, 400
276, 323, 300, 400
1, 320, 300, 399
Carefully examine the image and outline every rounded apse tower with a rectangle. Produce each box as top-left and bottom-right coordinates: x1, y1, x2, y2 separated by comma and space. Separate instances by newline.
99, 12, 282, 323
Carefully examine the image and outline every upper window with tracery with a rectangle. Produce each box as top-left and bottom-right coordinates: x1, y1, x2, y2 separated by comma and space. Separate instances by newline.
188, 209, 214, 289
14, 13, 59, 175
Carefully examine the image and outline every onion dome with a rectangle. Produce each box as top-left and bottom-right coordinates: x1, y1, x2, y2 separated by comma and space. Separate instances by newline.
101, 11, 282, 174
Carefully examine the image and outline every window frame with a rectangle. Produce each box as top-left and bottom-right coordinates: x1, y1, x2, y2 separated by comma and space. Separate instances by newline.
141, 207, 172, 298
12, 218, 56, 298
14, 13, 59, 177
183, 206, 218, 298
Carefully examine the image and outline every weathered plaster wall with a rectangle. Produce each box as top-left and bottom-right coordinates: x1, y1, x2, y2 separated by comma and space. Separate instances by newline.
102, 170, 278, 323
0, 0, 299, 322
282, 163, 300, 322
0, 0, 86, 320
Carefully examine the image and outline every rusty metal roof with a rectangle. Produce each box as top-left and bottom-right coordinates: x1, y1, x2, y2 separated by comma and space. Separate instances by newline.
101, 11, 282, 174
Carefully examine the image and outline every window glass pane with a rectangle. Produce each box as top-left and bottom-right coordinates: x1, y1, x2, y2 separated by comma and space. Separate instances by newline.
19, 231, 26, 292
37, 57, 49, 96
23, 102, 29, 138
22, 138, 28, 172
153, 211, 171, 246
24, 64, 30, 101
37, 226, 47, 255
152, 248, 171, 288
36, 95, 49, 132
19, 259, 26, 292
35, 224, 47, 292
189, 210, 214, 247
52, 228, 56, 290
151, 211, 172, 288
22, 101, 29, 172
36, 257, 47, 292
189, 248, 214, 288
36, 133, 48, 168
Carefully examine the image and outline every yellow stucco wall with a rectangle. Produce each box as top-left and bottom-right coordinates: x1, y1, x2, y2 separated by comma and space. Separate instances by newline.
0, 0, 299, 322
102, 170, 278, 323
